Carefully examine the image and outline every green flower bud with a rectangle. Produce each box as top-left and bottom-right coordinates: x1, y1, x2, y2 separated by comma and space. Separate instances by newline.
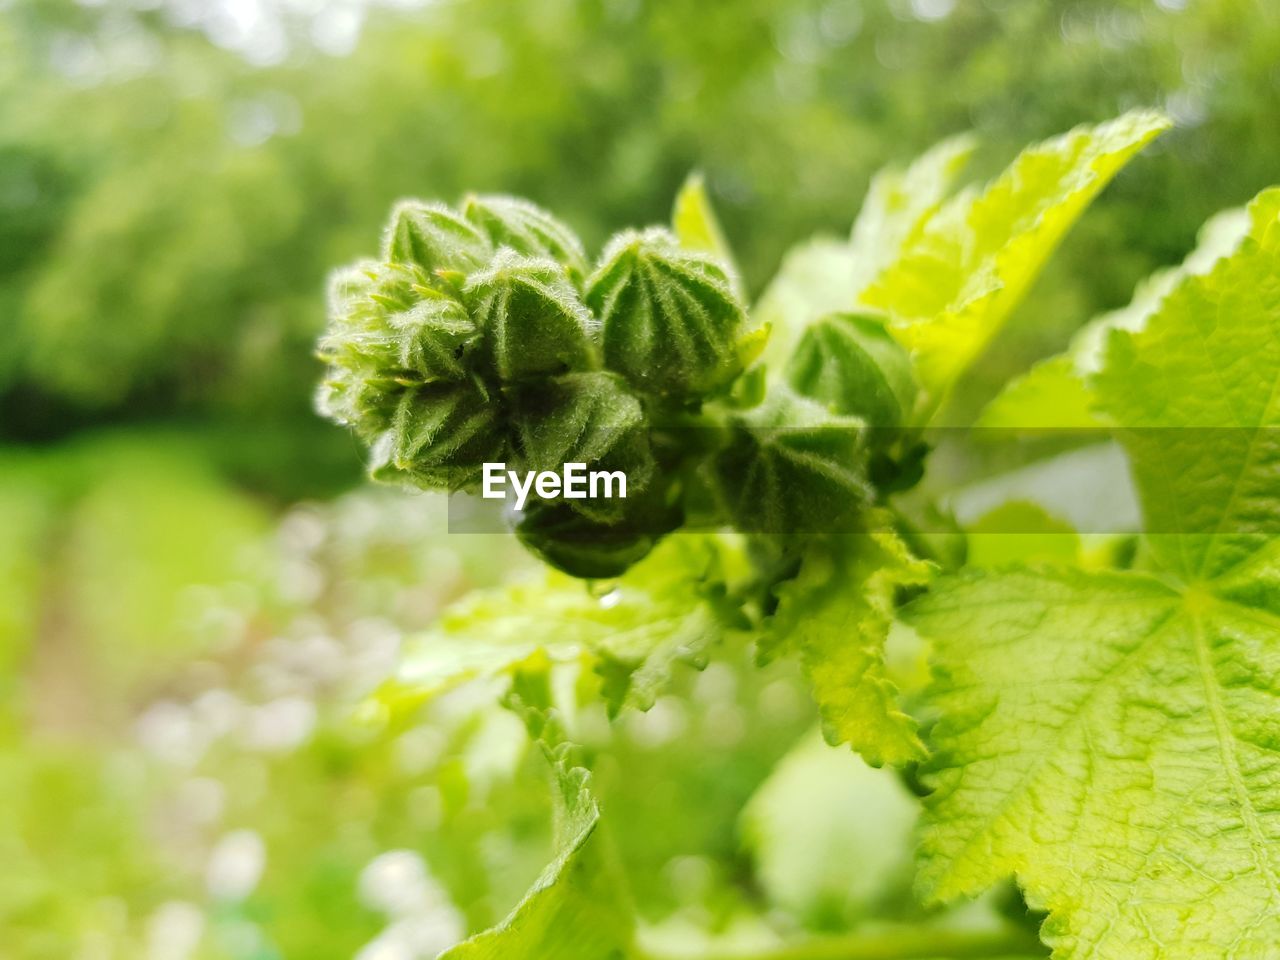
509, 371, 654, 522
368, 379, 507, 490
514, 482, 680, 579
315, 366, 401, 440
586, 227, 755, 398
706, 386, 871, 534
462, 194, 589, 282
320, 261, 479, 386
463, 250, 599, 381
785, 312, 917, 428
383, 200, 490, 276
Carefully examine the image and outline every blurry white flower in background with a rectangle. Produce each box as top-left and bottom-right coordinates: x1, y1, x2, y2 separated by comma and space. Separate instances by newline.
240, 695, 317, 752
357, 851, 465, 959
359, 850, 438, 916
191, 688, 244, 741
148, 0, 434, 64
173, 776, 227, 827
205, 829, 267, 901
355, 916, 466, 960
64, 0, 438, 69
146, 901, 205, 960
136, 700, 208, 767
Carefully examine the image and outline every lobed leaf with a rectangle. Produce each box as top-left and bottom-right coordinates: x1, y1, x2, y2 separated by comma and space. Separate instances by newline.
910, 567, 1280, 960
391, 535, 731, 718
754, 134, 972, 374
912, 186, 1280, 960
980, 203, 1255, 430
1096, 187, 1280, 582
442, 670, 633, 960
848, 133, 975, 301
863, 110, 1169, 411
767, 525, 931, 767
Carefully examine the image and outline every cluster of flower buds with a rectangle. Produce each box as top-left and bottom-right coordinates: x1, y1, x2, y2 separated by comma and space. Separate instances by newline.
318, 195, 764, 575
318, 193, 923, 577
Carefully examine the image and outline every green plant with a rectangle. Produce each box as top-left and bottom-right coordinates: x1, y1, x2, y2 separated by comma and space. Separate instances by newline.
315, 108, 1280, 960
13, 0, 1280, 459
314, 187, 865, 578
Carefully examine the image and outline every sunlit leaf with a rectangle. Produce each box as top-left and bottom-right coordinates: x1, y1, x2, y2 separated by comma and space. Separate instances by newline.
392, 536, 733, 718
912, 186, 1280, 960
864, 111, 1169, 412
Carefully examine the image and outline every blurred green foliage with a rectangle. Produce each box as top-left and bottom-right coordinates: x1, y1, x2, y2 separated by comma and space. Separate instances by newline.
0, 434, 531, 958
3, 0, 1279, 457
0, 437, 827, 959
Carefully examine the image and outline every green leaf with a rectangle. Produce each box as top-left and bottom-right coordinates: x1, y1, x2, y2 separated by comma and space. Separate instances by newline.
741, 729, 919, 928
964, 501, 1080, 568
980, 202, 1255, 430
767, 525, 932, 767
392, 536, 731, 718
1095, 187, 1280, 582
863, 111, 1169, 410
848, 133, 975, 300
909, 567, 1280, 959
910, 188, 1280, 960
671, 172, 743, 298
440, 765, 629, 960
443, 677, 634, 960
755, 237, 862, 373
754, 134, 972, 375
975, 353, 1099, 431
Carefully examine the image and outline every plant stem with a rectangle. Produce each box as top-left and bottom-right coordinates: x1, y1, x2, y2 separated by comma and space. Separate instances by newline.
636, 925, 1047, 960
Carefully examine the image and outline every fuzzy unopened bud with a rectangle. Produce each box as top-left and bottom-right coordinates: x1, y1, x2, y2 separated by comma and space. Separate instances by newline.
586, 228, 757, 398
462, 195, 589, 282
707, 387, 872, 534
509, 371, 653, 521
785, 312, 917, 428
368, 380, 507, 490
382, 200, 490, 277
464, 251, 599, 381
